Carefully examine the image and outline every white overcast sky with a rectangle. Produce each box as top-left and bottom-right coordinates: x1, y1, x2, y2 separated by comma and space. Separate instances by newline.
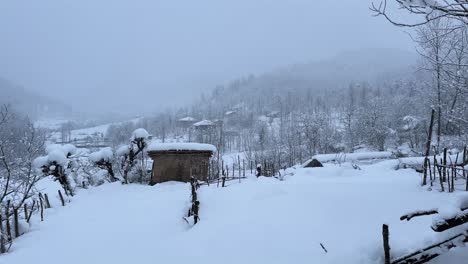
0, 0, 413, 114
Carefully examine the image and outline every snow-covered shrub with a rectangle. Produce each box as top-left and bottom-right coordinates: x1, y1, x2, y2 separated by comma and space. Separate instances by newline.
120, 128, 150, 184
34, 144, 79, 196
89, 147, 118, 182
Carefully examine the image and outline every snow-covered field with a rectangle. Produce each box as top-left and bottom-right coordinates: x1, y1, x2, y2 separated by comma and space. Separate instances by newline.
2, 160, 467, 264
35, 117, 143, 142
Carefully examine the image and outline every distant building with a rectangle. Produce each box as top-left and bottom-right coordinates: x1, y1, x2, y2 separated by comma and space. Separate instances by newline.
147, 143, 216, 185
178, 116, 197, 128
192, 119, 216, 128
192, 120, 218, 144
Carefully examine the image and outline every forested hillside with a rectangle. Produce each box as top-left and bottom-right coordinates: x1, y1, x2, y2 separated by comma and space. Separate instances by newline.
0, 78, 71, 119
105, 48, 459, 167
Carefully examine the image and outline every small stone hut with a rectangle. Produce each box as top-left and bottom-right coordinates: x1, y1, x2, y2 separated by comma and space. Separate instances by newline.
147, 142, 216, 185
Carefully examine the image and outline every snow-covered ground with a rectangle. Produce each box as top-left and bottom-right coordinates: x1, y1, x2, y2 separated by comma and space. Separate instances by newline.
39, 117, 143, 142
1, 161, 467, 264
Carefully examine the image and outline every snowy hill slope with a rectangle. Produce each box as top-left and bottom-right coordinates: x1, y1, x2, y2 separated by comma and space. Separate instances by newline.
1, 161, 467, 264
0, 78, 71, 118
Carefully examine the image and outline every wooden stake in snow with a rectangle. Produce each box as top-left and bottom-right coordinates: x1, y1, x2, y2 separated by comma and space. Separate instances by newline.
23, 203, 28, 222
5, 200, 12, 242
443, 148, 447, 182
44, 193, 51, 208
0, 214, 5, 253
13, 207, 19, 238
27, 201, 35, 223
319, 243, 328, 253
382, 224, 390, 264
423, 109, 435, 186
58, 190, 65, 206
39, 194, 44, 221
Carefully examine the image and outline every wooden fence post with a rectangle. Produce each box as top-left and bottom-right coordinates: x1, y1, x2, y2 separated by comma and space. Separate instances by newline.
27, 201, 35, 223
436, 160, 445, 192
423, 157, 429, 186
464, 146, 467, 191
0, 213, 5, 254
39, 194, 44, 221
382, 224, 391, 264
13, 208, 19, 238
58, 190, 65, 206
423, 109, 435, 186
250, 160, 253, 175
44, 193, 51, 208
243, 159, 245, 177
5, 201, 12, 243
443, 148, 447, 182
23, 203, 28, 222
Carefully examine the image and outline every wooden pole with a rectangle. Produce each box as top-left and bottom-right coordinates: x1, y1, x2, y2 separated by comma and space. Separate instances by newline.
428, 159, 433, 186
423, 109, 435, 186
44, 193, 51, 208
464, 146, 467, 191
382, 224, 391, 264
243, 159, 245, 177
23, 203, 28, 222
423, 157, 429, 186
5, 201, 12, 243
451, 167, 455, 192
27, 201, 35, 223
39, 195, 44, 221
58, 190, 65, 206
0, 214, 5, 253
13, 208, 19, 238
443, 148, 447, 182
436, 160, 445, 192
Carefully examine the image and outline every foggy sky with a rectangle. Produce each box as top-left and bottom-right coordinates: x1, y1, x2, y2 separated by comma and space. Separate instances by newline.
0, 0, 413, 115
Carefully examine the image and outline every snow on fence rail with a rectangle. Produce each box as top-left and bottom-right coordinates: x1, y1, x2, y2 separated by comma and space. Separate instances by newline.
401, 147, 468, 192
384, 195, 468, 264
303, 151, 394, 166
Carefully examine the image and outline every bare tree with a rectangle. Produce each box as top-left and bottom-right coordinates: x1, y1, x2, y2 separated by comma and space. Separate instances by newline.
0, 106, 46, 207
413, 17, 456, 151
371, 0, 468, 27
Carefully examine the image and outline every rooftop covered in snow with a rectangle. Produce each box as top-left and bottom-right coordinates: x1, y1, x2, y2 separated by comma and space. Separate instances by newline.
192, 120, 215, 127
147, 142, 217, 153
178, 116, 197, 122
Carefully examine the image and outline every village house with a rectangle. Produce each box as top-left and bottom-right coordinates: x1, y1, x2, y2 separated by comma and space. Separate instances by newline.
147, 142, 216, 185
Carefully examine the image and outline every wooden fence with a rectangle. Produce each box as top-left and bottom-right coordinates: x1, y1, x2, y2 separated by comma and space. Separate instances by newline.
422, 146, 467, 192
382, 205, 468, 264
0, 190, 67, 253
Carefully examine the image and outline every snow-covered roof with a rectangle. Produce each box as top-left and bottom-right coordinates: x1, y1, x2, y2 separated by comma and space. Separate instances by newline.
147, 142, 217, 152
179, 117, 196, 122
193, 120, 215, 127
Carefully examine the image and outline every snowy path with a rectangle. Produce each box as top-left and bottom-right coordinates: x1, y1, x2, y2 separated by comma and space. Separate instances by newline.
2, 161, 467, 264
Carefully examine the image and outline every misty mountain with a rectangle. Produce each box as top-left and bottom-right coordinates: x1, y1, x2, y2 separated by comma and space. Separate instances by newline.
0, 78, 72, 118
192, 48, 417, 117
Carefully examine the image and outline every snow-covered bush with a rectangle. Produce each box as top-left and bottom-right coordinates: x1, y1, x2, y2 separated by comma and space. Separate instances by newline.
89, 147, 118, 182
34, 144, 78, 196
120, 128, 150, 184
